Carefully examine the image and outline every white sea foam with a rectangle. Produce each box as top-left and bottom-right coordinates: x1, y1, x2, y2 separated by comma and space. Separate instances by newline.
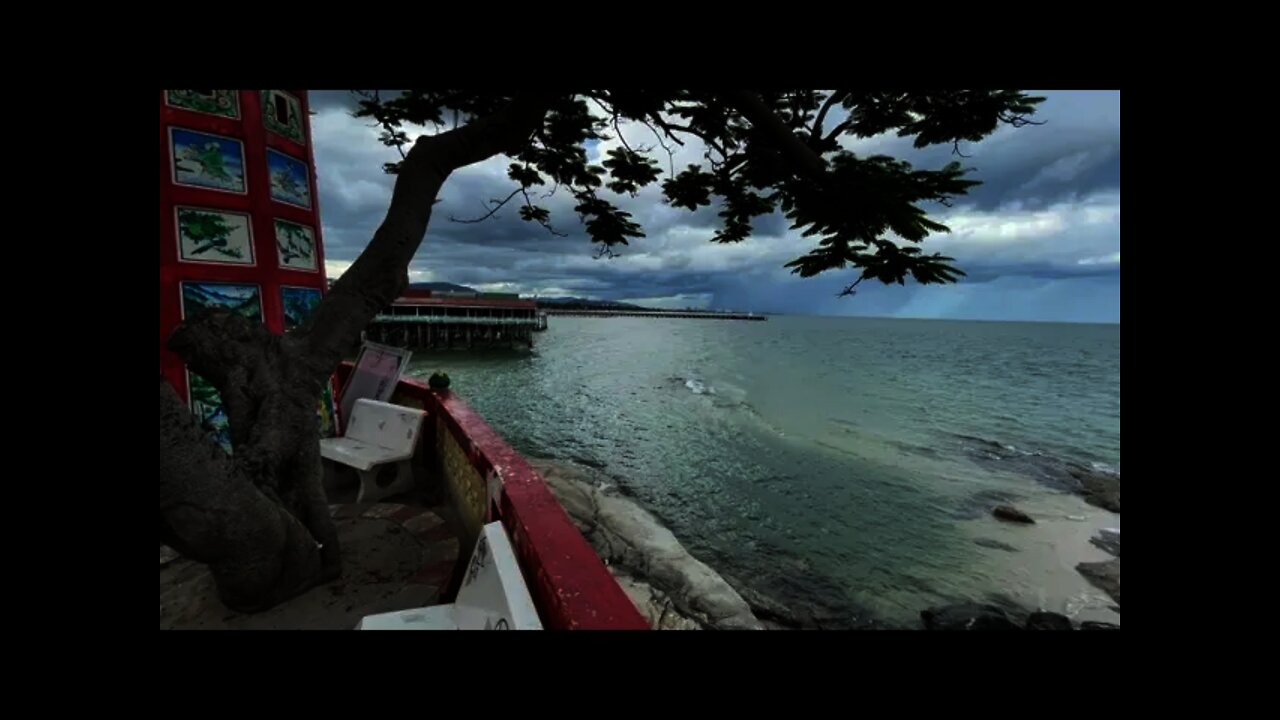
685, 378, 714, 395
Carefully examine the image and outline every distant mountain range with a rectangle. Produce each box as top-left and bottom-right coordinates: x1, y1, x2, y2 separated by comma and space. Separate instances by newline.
406, 283, 654, 311
408, 282, 480, 293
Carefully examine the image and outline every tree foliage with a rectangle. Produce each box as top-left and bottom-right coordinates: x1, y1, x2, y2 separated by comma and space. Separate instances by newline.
354, 89, 1042, 294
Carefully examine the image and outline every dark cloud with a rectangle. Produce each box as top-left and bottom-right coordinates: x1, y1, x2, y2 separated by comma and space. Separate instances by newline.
708, 267, 1121, 324
837, 90, 1120, 212
309, 90, 1120, 322
307, 91, 357, 112
927, 130, 1119, 212
307, 90, 405, 113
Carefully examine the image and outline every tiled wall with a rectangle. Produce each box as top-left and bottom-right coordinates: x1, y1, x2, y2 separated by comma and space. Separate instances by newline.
160, 90, 333, 451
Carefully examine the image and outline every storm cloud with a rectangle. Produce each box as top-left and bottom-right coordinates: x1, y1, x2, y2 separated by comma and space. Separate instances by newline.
308, 90, 1120, 322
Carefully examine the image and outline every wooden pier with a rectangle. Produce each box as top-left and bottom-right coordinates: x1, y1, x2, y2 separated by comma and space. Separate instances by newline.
365, 291, 541, 350
366, 289, 766, 351
541, 309, 765, 321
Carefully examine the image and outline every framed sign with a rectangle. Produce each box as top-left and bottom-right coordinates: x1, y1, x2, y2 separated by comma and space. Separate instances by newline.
337, 341, 413, 433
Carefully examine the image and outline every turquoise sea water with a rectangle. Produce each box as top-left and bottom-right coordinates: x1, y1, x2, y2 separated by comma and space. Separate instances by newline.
406, 315, 1121, 626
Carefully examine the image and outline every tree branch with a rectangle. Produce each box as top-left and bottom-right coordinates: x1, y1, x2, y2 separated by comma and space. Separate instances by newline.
639, 119, 677, 176
810, 91, 847, 146
823, 119, 856, 145
300, 94, 555, 373
520, 185, 569, 237
998, 111, 1046, 128
613, 114, 635, 154
837, 275, 867, 297
356, 89, 408, 160
643, 114, 685, 147
448, 183, 565, 237
720, 90, 828, 181
644, 111, 735, 163
450, 187, 522, 224
588, 97, 639, 155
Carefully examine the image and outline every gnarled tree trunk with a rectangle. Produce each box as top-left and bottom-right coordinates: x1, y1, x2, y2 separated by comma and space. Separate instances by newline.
159, 94, 553, 612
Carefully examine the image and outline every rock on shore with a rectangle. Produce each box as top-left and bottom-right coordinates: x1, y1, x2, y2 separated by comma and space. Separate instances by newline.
992, 504, 1036, 523
1078, 471, 1120, 513
921, 603, 1021, 630
530, 458, 764, 630
921, 603, 1118, 630
1076, 557, 1121, 606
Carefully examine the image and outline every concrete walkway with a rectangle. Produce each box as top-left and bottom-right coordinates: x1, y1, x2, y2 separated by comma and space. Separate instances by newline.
160, 503, 459, 630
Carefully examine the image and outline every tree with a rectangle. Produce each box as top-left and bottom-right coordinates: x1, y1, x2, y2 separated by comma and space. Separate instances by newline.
159, 90, 1043, 612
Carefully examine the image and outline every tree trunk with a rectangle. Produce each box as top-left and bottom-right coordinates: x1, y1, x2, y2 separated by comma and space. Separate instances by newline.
159, 94, 553, 612
160, 373, 327, 612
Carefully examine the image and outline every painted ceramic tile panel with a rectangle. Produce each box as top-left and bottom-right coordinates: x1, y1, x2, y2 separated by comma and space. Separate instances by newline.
319, 380, 337, 438
275, 219, 317, 271
171, 128, 246, 193
188, 371, 233, 454
262, 90, 304, 143
267, 149, 312, 209
166, 90, 239, 119
181, 281, 262, 321
177, 207, 254, 265
282, 285, 323, 330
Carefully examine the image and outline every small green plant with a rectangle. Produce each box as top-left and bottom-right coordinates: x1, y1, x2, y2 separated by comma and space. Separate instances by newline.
428, 371, 451, 391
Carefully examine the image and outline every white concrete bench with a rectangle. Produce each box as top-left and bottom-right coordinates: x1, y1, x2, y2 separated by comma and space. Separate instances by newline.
355, 521, 543, 630
319, 398, 425, 503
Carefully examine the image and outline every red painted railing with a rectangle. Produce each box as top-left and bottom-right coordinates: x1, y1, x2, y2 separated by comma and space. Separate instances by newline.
337, 363, 649, 630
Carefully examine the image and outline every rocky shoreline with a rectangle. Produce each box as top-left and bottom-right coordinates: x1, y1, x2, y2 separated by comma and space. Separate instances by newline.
531, 456, 1120, 630
961, 436, 1121, 617
959, 435, 1121, 513
530, 458, 763, 630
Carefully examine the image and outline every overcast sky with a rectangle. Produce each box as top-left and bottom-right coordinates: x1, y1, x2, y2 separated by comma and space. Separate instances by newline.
307, 90, 1119, 323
